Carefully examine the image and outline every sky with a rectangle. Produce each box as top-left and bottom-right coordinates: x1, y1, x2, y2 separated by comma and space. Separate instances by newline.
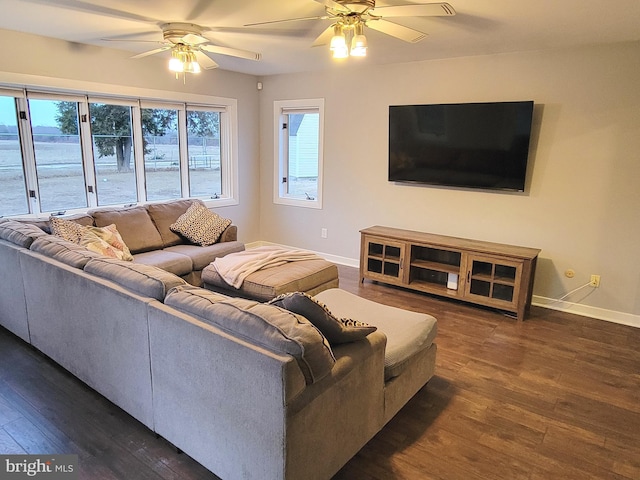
0, 96, 59, 127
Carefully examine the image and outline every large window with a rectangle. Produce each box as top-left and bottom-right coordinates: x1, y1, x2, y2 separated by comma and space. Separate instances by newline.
273, 99, 324, 209
0, 87, 237, 218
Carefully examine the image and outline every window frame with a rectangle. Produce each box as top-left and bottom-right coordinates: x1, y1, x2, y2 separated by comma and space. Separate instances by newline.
273, 98, 324, 209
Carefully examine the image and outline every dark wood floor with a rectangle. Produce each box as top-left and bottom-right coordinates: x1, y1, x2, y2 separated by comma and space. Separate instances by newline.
1, 265, 639, 479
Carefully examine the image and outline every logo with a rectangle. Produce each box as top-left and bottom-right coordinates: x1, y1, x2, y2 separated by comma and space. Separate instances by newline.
0, 455, 77, 479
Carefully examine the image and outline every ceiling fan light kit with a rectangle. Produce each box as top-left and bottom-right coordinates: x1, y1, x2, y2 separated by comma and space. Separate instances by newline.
329, 17, 368, 59
350, 23, 368, 57
169, 44, 202, 76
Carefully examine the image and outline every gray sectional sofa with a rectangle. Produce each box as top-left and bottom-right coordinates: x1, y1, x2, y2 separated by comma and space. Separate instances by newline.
0, 202, 437, 480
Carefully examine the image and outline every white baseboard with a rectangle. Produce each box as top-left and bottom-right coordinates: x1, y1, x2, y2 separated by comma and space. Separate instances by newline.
532, 296, 640, 328
246, 242, 639, 328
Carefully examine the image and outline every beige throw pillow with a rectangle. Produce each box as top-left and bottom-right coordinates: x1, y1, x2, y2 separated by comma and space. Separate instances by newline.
80, 224, 134, 261
170, 202, 231, 246
50, 216, 133, 261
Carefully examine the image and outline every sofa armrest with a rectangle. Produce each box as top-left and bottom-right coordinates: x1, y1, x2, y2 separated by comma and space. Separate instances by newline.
219, 224, 237, 243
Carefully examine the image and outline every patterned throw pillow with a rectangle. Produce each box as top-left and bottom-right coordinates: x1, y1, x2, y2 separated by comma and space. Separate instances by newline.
80, 224, 134, 261
170, 202, 232, 246
50, 216, 88, 243
268, 292, 377, 345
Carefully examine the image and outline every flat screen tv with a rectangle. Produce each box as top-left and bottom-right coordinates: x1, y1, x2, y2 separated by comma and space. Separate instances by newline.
388, 101, 534, 192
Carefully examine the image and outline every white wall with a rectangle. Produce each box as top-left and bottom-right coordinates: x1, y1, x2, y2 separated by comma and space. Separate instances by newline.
0, 28, 262, 243
258, 41, 640, 322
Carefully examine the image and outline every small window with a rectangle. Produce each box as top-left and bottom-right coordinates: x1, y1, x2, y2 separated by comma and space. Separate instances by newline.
273, 99, 324, 208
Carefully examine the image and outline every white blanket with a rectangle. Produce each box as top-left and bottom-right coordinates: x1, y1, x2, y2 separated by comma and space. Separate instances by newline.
212, 246, 322, 289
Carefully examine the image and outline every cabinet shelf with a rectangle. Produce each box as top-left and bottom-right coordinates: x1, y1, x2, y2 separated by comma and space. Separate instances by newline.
409, 279, 461, 296
411, 259, 460, 275
360, 226, 540, 321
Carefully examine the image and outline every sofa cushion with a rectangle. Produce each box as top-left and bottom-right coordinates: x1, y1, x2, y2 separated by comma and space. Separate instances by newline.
90, 206, 164, 254
9, 213, 93, 235
165, 287, 336, 384
30, 235, 104, 269
0, 220, 47, 248
269, 292, 377, 345
84, 257, 187, 301
164, 241, 245, 271
80, 224, 134, 261
133, 250, 194, 277
2, 217, 50, 234
146, 199, 199, 248
170, 202, 232, 246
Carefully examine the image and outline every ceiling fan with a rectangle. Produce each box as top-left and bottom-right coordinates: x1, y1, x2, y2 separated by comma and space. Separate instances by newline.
245, 0, 456, 59
105, 22, 262, 74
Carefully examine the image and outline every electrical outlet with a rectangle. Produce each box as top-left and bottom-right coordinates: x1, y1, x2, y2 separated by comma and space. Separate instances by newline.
321, 228, 328, 239
590, 275, 600, 287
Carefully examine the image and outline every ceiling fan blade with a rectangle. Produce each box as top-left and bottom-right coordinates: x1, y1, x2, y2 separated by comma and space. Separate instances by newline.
200, 44, 262, 61
130, 46, 172, 59
102, 38, 164, 44
100, 30, 164, 43
312, 24, 336, 47
195, 51, 219, 70
181, 33, 209, 45
371, 2, 456, 18
244, 15, 329, 27
22, 0, 157, 24
366, 19, 427, 43
313, 0, 351, 13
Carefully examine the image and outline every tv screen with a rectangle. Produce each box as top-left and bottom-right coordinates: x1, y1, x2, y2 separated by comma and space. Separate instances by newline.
388, 101, 534, 191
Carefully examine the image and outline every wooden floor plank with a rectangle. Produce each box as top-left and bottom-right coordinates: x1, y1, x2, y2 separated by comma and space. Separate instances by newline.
0, 264, 638, 479
0, 427, 26, 454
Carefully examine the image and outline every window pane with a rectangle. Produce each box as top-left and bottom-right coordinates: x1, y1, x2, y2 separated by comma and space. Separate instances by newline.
286, 112, 318, 200
0, 96, 29, 216
142, 108, 180, 201
90, 102, 137, 206
187, 110, 222, 198
32, 100, 86, 212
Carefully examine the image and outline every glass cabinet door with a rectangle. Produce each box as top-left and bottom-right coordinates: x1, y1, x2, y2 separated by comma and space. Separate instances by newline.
364, 237, 405, 283
465, 255, 522, 309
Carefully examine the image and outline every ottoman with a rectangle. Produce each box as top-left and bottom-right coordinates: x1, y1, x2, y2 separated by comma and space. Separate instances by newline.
202, 258, 339, 301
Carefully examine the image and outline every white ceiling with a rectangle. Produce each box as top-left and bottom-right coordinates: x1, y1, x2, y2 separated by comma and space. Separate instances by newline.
1, 0, 639, 76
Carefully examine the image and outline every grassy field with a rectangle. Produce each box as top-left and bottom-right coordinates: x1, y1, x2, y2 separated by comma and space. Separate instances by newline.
0, 140, 221, 216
